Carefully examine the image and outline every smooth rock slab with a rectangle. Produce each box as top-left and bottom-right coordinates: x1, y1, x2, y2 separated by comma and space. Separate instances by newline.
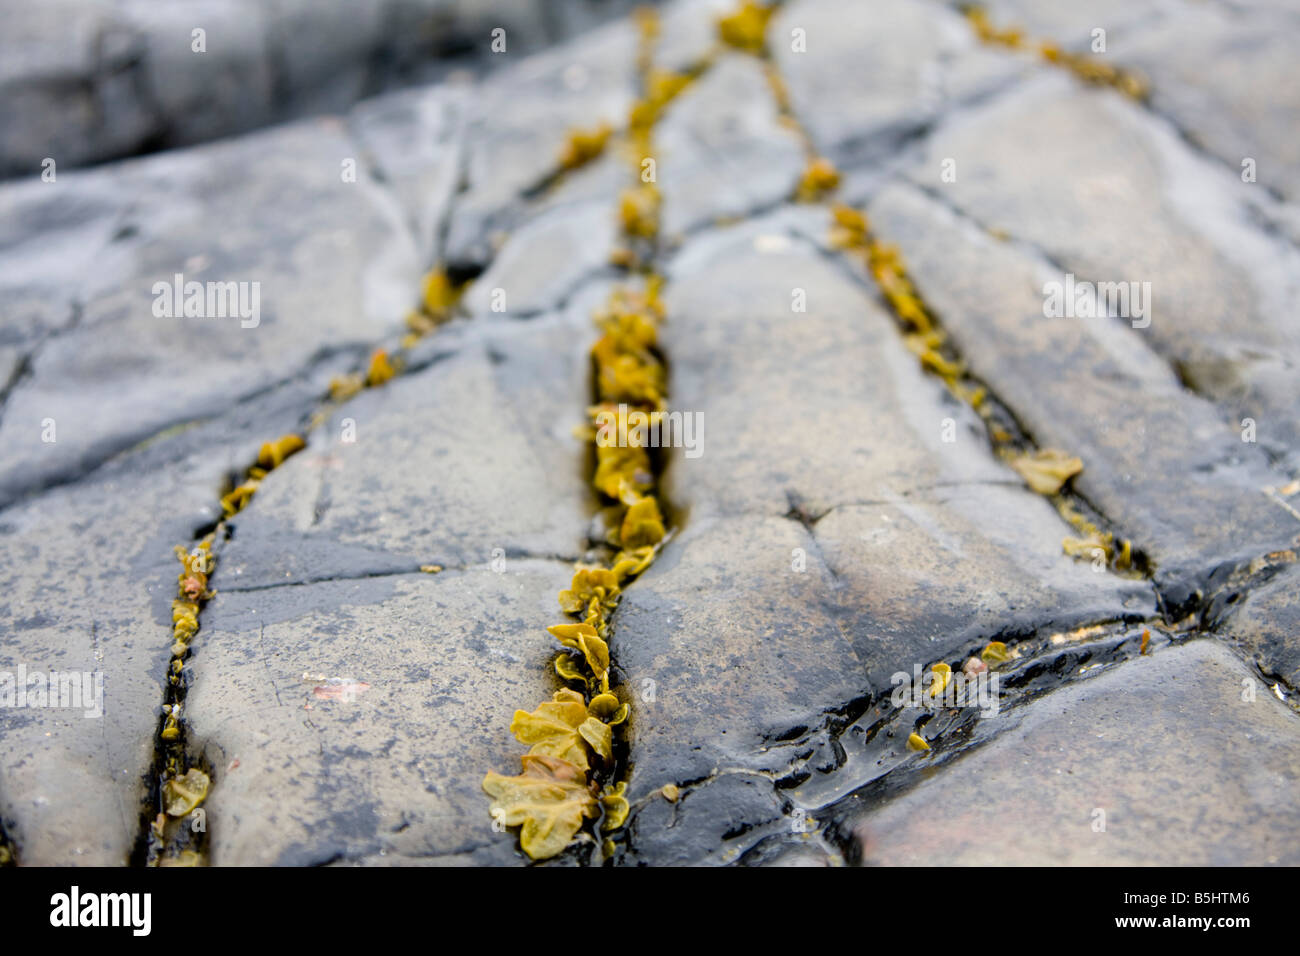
187, 564, 567, 865
849, 639, 1300, 865
654, 54, 804, 242
857, 181, 1300, 605
1125, 5, 1300, 201
442, 18, 639, 269
0, 0, 647, 178
970, 0, 1171, 49
905, 75, 1300, 465
0, 119, 420, 509
347, 83, 468, 264
614, 228, 1151, 860
0, 366, 343, 865
460, 198, 619, 316
771, 0, 1025, 168
1213, 561, 1300, 693
214, 316, 593, 590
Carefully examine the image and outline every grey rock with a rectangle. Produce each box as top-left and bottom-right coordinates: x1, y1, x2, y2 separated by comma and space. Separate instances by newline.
614, 231, 1151, 862
855, 181, 1300, 606
180, 315, 604, 863
120, 0, 276, 149
654, 0, 733, 72
655, 54, 805, 242
212, 317, 592, 589
347, 83, 469, 263
1213, 561, 1300, 692
461, 197, 618, 316
905, 75, 1300, 467
771, 0, 1026, 168
442, 18, 639, 269
971, 0, 1172, 48
0, 119, 421, 509
0, 0, 652, 178
849, 640, 1300, 865
1125, 5, 1300, 201
0, 366, 339, 865
187, 563, 566, 865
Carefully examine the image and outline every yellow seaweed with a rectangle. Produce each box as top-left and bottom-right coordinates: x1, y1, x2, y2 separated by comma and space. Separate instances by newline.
601, 781, 630, 830
483, 754, 598, 860
981, 641, 1012, 663
365, 348, 396, 387
717, 1, 773, 54
163, 768, 210, 817
796, 157, 841, 202
510, 691, 594, 772
256, 433, 305, 470
559, 123, 613, 170
1008, 449, 1083, 496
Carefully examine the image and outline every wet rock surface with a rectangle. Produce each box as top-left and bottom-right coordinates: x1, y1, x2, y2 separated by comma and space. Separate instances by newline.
2, 0, 1298, 867
847, 640, 1300, 866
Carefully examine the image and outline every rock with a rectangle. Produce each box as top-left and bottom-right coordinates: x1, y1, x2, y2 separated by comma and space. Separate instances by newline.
2, 0, 1297, 872
0, 0, 150, 175
621, 772, 787, 866
855, 181, 1300, 606
461, 198, 618, 316
848, 640, 1300, 865
212, 317, 592, 587
180, 316, 600, 864
188, 563, 567, 865
1125, 5, 1300, 201
0, 368, 336, 865
1212, 561, 1300, 693
615, 227, 1152, 862
970, 0, 1166, 48
0, 119, 421, 510
904, 75, 1300, 468
771, 0, 1025, 167
442, 18, 639, 270
347, 83, 468, 264
0, 0, 650, 179
121, 0, 276, 149
654, 54, 804, 242
655, 0, 735, 72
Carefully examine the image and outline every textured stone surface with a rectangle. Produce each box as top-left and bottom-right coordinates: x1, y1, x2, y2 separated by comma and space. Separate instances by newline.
771, 0, 1025, 167
0, 368, 340, 864
1125, 5, 1300, 201
854, 181, 1300, 604
905, 75, 1300, 467
654, 54, 804, 241
214, 318, 592, 588
612, 227, 1152, 861
1213, 562, 1300, 692
175, 314, 604, 863
0, 119, 420, 510
441, 18, 639, 270
0, 0, 648, 178
189, 564, 565, 865
2, 0, 1298, 870
972, 0, 1172, 48
347, 84, 468, 264
849, 640, 1300, 865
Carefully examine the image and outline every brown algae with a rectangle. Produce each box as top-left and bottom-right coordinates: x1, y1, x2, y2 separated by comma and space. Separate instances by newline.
484, 282, 671, 860
962, 5, 1148, 100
